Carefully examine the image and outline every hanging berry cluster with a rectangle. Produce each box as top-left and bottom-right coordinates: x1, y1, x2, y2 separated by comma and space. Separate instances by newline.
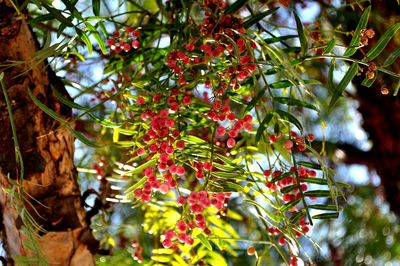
101, 0, 340, 264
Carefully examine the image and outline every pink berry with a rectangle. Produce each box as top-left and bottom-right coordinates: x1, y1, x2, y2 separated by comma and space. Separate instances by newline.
227, 138, 236, 148
131, 40, 140, 49
216, 126, 226, 136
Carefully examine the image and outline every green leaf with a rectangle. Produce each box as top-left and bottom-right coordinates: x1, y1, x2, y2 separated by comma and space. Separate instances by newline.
211, 171, 245, 180
197, 234, 213, 251
274, 97, 318, 111
125, 176, 147, 194
312, 212, 339, 219
246, 199, 282, 222
270, 79, 321, 89
280, 184, 298, 194
51, 86, 87, 110
365, 23, 400, 61
361, 74, 376, 87
28, 14, 54, 25
88, 113, 121, 128
304, 190, 332, 198
124, 159, 157, 175
382, 47, 400, 67
255, 112, 273, 144
281, 199, 301, 212
224, 0, 248, 14
68, 127, 100, 147
85, 22, 107, 54
93, 0, 101, 15
60, 0, 83, 20
293, 11, 308, 56
298, 178, 327, 185
243, 7, 279, 28
76, 28, 93, 55
297, 161, 322, 170
42, 4, 74, 27
343, 6, 371, 57
309, 204, 339, 211
276, 109, 303, 131
328, 63, 335, 93
329, 62, 358, 110
244, 89, 265, 113
264, 35, 297, 44
28, 88, 68, 124
289, 210, 305, 223
323, 39, 336, 55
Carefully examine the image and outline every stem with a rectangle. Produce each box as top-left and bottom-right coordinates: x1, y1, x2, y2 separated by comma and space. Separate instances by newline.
0, 73, 24, 180
303, 55, 400, 78
291, 153, 313, 226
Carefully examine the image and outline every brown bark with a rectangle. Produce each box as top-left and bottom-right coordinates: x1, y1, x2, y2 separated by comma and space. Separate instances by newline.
0, 1, 96, 265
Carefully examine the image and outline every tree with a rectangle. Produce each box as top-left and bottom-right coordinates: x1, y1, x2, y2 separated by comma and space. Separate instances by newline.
0, 0, 96, 265
0, 0, 398, 265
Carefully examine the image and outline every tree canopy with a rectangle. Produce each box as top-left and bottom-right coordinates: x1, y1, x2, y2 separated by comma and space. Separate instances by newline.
0, 0, 399, 265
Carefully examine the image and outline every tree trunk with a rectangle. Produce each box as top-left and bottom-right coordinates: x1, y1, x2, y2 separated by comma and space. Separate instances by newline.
0, 1, 96, 265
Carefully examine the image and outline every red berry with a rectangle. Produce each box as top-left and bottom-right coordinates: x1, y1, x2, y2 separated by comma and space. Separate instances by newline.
176, 140, 185, 150
216, 126, 226, 136
131, 40, 140, 49
278, 236, 286, 246
227, 138, 236, 148
247, 246, 256, 256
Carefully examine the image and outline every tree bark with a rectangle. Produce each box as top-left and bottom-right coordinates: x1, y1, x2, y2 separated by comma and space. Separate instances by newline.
0, 1, 96, 265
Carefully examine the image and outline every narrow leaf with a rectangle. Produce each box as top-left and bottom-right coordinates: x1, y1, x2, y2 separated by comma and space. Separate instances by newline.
243, 7, 279, 28
51, 86, 87, 110
329, 62, 358, 110
255, 112, 273, 144
89, 113, 121, 128
276, 109, 303, 131
85, 22, 107, 54
124, 159, 157, 175
76, 29, 93, 55
312, 212, 339, 219
297, 161, 322, 170
382, 47, 400, 67
264, 35, 297, 44
28, 89, 68, 124
125, 176, 147, 194
42, 4, 74, 27
309, 204, 339, 211
60, 0, 83, 20
323, 39, 336, 55
93, 0, 101, 15
244, 89, 265, 113
68, 127, 100, 148
361, 74, 376, 87
304, 190, 332, 198
224, 0, 248, 14
298, 178, 327, 185
365, 23, 400, 61
274, 97, 318, 111
197, 234, 212, 251
281, 199, 301, 212
343, 6, 371, 56
293, 11, 307, 55
270, 79, 320, 89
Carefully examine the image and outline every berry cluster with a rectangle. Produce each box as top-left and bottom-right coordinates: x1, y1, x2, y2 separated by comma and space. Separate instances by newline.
107, 27, 140, 53
131, 240, 144, 263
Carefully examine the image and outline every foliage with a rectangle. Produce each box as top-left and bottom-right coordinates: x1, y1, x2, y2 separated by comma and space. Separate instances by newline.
5, 0, 399, 265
